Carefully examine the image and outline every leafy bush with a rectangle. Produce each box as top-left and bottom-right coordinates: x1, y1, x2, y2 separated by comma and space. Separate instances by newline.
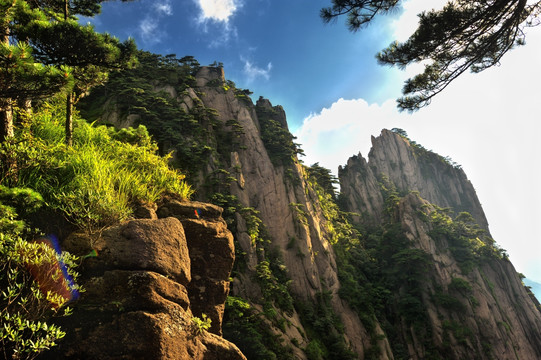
2, 101, 192, 231
0, 196, 79, 359
191, 314, 212, 335
256, 104, 303, 167
223, 296, 295, 360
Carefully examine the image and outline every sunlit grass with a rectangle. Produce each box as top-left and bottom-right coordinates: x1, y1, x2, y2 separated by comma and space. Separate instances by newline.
3, 99, 193, 231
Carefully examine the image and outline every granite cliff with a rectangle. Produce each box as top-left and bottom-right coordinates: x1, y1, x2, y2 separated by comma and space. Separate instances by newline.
40, 200, 246, 360
67, 56, 541, 359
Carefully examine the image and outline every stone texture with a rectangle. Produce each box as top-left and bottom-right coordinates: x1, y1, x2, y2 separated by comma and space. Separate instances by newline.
157, 200, 235, 336
340, 129, 489, 229
391, 194, 541, 359
41, 202, 245, 360
339, 130, 541, 359
186, 72, 381, 356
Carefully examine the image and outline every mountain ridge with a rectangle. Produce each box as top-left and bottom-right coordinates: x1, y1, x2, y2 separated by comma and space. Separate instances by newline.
70, 58, 541, 359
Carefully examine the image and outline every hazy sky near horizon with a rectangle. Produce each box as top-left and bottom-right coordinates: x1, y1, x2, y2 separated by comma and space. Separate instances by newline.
88, 0, 541, 282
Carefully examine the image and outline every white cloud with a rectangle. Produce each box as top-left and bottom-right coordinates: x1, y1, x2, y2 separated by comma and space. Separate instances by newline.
196, 0, 240, 23
154, 0, 173, 16
192, 0, 241, 47
243, 59, 272, 82
139, 18, 158, 41
295, 6, 541, 282
392, 0, 448, 41
138, 0, 173, 44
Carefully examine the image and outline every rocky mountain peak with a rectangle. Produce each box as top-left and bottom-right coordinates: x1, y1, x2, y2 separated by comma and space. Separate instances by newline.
195, 66, 225, 87
340, 129, 489, 229
72, 57, 541, 359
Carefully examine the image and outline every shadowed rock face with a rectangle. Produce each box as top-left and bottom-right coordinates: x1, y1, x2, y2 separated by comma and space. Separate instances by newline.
392, 193, 541, 359
339, 130, 541, 359
40, 201, 245, 360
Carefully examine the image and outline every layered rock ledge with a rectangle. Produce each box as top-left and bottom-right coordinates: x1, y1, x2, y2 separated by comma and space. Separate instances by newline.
41, 200, 245, 360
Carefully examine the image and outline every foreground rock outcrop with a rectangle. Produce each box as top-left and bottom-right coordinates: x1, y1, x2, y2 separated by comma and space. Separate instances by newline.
41, 201, 245, 360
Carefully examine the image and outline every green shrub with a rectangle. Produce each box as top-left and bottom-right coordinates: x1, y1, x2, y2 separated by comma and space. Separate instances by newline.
0, 199, 79, 359
223, 296, 295, 360
3, 101, 192, 231
191, 314, 212, 335
449, 277, 473, 295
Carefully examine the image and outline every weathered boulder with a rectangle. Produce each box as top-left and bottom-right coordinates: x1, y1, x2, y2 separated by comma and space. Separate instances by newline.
41, 202, 245, 360
157, 200, 235, 336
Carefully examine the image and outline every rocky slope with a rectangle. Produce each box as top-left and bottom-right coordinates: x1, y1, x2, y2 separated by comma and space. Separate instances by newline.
339, 129, 488, 229
75, 57, 541, 359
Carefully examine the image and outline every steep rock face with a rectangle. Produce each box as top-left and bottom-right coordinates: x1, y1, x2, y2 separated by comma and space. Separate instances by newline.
340, 129, 488, 229
157, 200, 235, 336
393, 194, 541, 359
182, 69, 381, 357
41, 201, 245, 360
339, 130, 541, 359
82, 61, 541, 359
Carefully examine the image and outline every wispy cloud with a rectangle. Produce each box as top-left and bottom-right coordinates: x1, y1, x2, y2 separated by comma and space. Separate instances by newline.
154, 1, 173, 16
138, 0, 173, 45
242, 58, 272, 82
196, 0, 240, 23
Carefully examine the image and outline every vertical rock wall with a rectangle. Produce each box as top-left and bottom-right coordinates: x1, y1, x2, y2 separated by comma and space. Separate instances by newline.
41, 201, 245, 360
339, 130, 541, 359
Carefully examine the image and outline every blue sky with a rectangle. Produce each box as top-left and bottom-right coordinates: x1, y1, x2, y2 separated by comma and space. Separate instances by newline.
86, 0, 400, 126
87, 0, 541, 283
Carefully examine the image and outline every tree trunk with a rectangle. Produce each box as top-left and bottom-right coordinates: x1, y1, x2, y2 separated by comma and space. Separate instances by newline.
65, 92, 73, 146
0, 97, 16, 181
1, 4, 14, 142
0, 98, 13, 141
17, 98, 32, 116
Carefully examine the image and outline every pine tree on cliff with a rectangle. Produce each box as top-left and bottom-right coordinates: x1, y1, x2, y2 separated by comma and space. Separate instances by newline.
322, 0, 541, 111
0, 0, 70, 141
18, 0, 137, 145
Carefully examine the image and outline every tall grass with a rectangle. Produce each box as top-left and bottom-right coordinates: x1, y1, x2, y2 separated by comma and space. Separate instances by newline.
2, 100, 193, 231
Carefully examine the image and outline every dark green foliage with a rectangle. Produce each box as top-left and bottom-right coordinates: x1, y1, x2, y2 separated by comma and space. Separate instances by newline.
448, 277, 473, 295
305, 339, 326, 360
296, 292, 357, 360
0, 42, 69, 100
256, 104, 304, 167
442, 320, 473, 347
256, 260, 293, 316
78, 51, 214, 177
223, 297, 295, 360
391, 128, 462, 169
433, 291, 466, 312
0, 194, 78, 359
306, 163, 338, 198
322, 0, 541, 110
321, 0, 399, 32
428, 209, 508, 273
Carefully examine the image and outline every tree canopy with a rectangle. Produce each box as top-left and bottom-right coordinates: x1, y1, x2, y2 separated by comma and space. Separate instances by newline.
0, 0, 136, 144
322, 0, 541, 111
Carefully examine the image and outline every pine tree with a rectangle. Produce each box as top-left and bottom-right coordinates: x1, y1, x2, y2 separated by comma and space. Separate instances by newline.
0, 0, 70, 141
18, 0, 137, 145
322, 0, 541, 110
